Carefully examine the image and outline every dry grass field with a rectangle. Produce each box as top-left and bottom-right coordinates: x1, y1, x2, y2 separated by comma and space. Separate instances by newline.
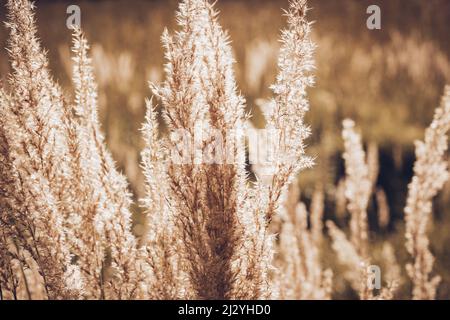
0, 0, 449, 300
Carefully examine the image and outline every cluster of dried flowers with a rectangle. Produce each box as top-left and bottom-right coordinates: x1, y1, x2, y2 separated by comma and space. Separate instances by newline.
0, 0, 449, 300
404, 86, 450, 300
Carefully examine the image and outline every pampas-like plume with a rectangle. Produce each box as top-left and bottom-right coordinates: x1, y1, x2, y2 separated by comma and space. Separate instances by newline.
327, 119, 398, 300
1, 0, 317, 301
341, 119, 371, 258
404, 86, 450, 300
149, 0, 236, 299
275, 182, 332, 300
63, 27, 107, 299
11, 0, 447, 301
148, 0, 264, 299
144, 0, 315, 299
260, 0, 315, 221
0, 101, 19, 300
0, 0, 83, 299
0, 0, 143, 300
241, 0, 315, 298
140, 100, 187, 299
69, 26, 143, 300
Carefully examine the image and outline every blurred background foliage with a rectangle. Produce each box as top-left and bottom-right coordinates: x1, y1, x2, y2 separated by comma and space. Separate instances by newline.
0, 0, 449, 299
